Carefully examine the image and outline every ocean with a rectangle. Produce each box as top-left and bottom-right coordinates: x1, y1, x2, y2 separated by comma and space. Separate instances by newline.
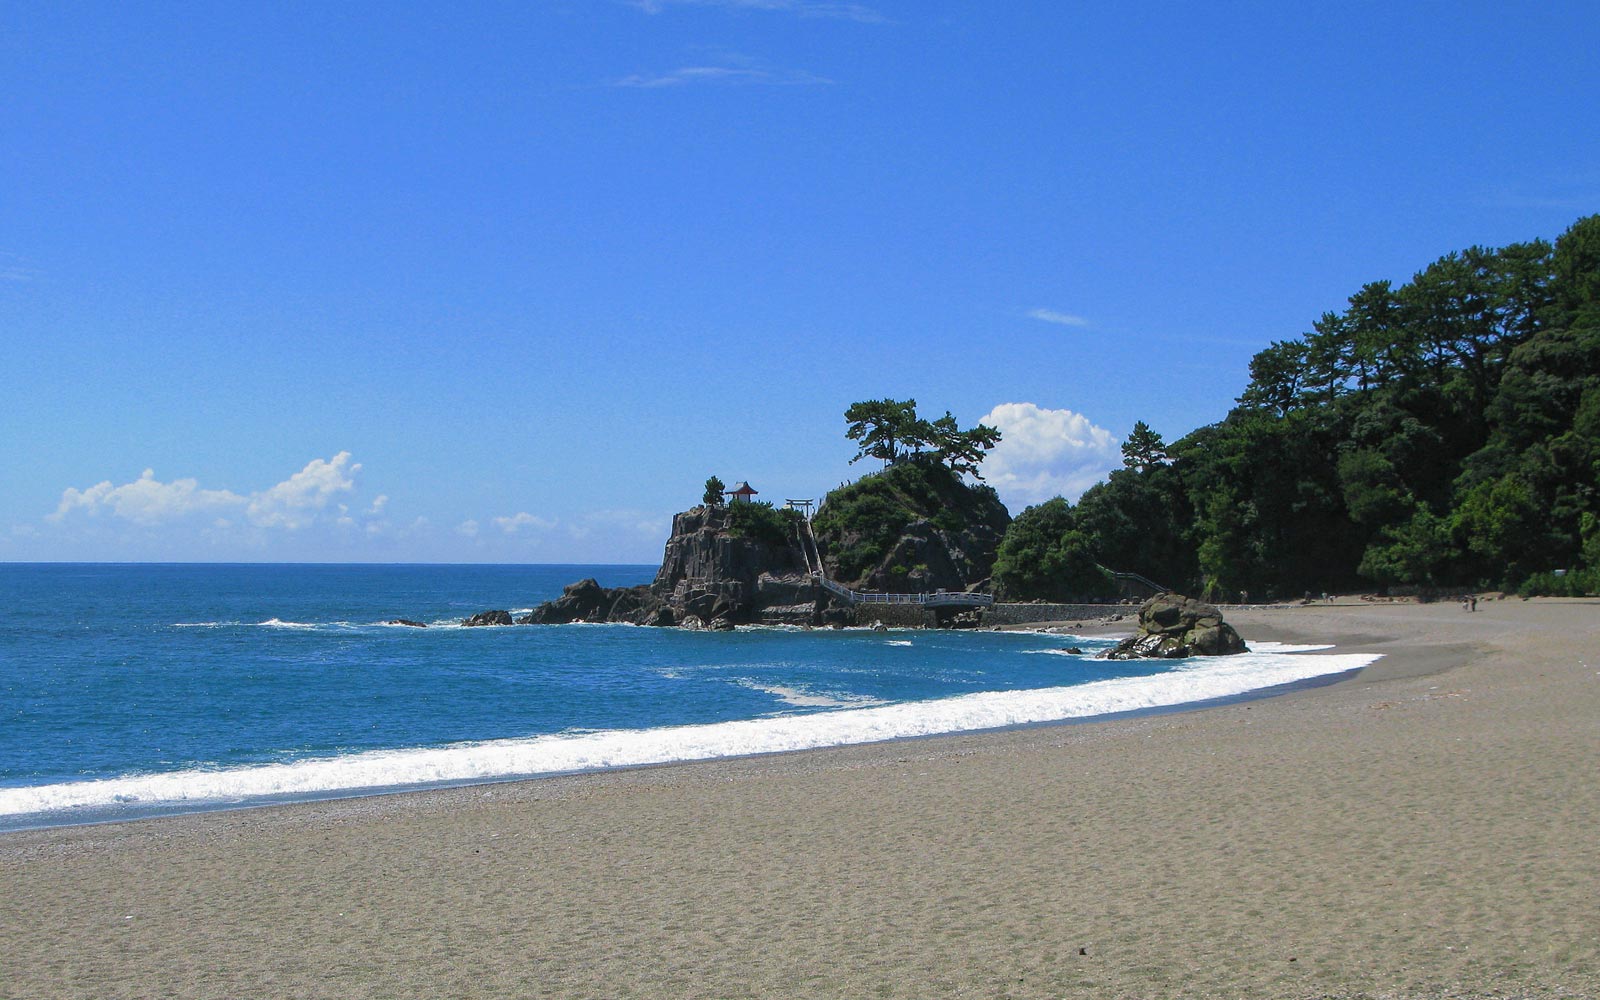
0, 563, 1378, 829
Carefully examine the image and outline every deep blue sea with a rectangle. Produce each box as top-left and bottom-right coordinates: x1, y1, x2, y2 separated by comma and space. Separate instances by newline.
0, 564, 1376, 829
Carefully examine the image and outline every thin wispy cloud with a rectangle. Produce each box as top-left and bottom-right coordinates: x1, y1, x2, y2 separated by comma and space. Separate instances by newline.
1, 252, 38, 283
613, 62, 832, 88
1480, 192, 1598, 211
627, 0, 887, 23
1027, 308, 1089, 328
494, 511, 556, 534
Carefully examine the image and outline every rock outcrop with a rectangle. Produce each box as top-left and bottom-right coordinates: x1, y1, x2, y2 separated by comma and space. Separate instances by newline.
484, 469, 1013, 631
462, 610, 514, 627
520, 504, 818, 627
811, 459, 1010, 594
1102, 593, 1248, 659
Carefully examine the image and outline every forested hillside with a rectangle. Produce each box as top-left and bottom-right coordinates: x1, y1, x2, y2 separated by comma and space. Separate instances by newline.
996, 215, 1600, 601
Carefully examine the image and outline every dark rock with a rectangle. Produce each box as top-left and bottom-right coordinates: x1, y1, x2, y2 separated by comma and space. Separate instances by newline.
522, 464, 1005, 632
1102, 593, 1248, 660
387, 619, 427, 628
523, 504, 820, 630
462, 610, 514, 627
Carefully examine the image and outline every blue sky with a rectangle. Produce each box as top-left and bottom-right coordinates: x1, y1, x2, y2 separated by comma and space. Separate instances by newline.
4, 1, 1597, 563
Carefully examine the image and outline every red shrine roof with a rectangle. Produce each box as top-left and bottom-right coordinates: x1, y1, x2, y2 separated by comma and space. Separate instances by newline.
728, 481, 758, 495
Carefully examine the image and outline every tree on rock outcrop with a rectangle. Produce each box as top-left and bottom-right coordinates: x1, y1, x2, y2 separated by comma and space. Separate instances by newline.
703, 475, 726, 507
844, 399, 1001, 478
845, 398, 923, 465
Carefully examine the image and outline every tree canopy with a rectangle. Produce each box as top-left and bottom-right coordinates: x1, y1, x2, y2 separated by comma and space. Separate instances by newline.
843, 399, 1002, 479
992, 214, 1600, 599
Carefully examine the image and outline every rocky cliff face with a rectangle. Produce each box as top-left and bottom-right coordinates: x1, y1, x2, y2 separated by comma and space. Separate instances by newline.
517, 505, 825, 628
811, 459, 1011, 594
477, 471, 1013, 630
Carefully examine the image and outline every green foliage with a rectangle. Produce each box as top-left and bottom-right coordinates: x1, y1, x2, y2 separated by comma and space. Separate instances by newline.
1517, 568, 1600, 597
1357, 508, 1455, 589
842, 399, 1001, 479
812, 459, 1009, 586
1120, 421, 1168, 472
726, 501, 802, 548
991, 215, 1600, 598
992, 498, 1114, 601
703, 475, 726, 507
844, 398, 921, 465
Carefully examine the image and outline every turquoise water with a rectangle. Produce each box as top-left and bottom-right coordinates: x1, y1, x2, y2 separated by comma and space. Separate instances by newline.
0, 563, 1375, 828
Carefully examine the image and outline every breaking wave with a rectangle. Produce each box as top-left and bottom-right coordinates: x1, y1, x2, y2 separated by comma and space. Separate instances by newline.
0, 646, 1377, 825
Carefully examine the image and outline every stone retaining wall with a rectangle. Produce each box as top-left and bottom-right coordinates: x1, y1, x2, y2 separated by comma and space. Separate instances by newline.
852, 604, 928, 628
982, 602, 1133, 626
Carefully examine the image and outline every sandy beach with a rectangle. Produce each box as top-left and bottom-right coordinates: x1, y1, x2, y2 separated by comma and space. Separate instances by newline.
4, 598, 1597, 999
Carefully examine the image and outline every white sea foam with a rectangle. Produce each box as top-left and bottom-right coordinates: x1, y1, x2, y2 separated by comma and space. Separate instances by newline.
0, 647, 1378, 822
1246, 641, 1336, 654
885, 639, 913, 647
257, 618, 320, 630
737, 681, 887, 709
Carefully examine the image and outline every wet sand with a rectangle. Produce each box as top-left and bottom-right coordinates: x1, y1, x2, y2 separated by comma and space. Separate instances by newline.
4, 598, 1597, 998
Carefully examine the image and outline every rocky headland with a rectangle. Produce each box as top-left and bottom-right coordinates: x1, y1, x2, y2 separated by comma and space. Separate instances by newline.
810, 458, 1009, 595
465, 460, 1012, 630
470, 503, 824, 629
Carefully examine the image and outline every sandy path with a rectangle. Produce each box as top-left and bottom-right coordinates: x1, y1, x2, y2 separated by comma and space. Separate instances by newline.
4, 598, 1597, 998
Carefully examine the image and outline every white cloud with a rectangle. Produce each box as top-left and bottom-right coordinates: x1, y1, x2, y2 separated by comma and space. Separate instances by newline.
245, 452, 360, 529
613, 63, 831, 88
494, 512, 556, 534
978, 402, 1120, 510
627, 0, 885, 23
1027, 308, 1089, 328
456, 519, 481, 538
48, 453, 362, 532
0, 251, 37, 282
50, 469, 245, 526
566, 509, 671, 544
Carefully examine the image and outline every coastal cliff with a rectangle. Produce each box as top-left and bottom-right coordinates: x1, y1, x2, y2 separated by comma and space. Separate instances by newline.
520, 504, 826, 628
493, 461, 1012, 630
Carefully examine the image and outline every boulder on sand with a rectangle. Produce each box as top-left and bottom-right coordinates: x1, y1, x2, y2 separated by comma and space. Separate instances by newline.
1102, 593, 1248, 659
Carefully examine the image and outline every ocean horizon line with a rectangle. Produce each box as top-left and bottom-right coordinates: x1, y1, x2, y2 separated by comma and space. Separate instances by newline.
0, 560, 659, 568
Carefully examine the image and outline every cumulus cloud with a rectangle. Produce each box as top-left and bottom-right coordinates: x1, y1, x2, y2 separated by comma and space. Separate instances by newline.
49, 453, 362, 531
245, 452, 360, 529
1027, 308, 1089, 327
51, 470, 245, 526
978, 402, 1120, 509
